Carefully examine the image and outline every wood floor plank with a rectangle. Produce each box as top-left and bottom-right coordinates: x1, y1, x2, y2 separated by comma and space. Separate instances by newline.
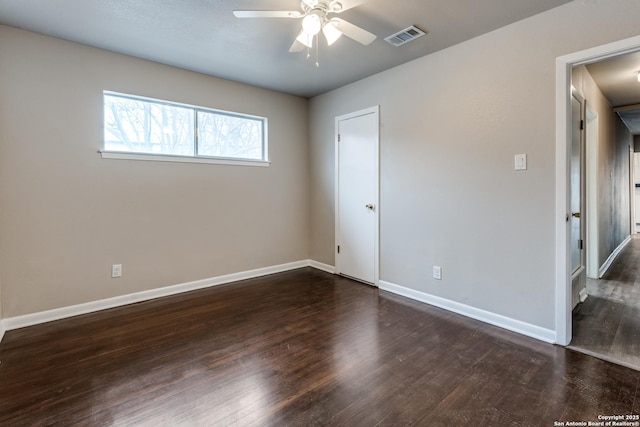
1, 268, 639, 425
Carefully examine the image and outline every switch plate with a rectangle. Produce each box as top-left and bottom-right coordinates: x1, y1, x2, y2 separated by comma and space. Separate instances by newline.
515, 154, 527, 171
433, 266, 442, 280
111, 264, 122, 278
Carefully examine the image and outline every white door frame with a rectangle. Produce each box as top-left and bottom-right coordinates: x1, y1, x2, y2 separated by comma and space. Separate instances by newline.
335, 105, 380, 286
555, 35, 640, 346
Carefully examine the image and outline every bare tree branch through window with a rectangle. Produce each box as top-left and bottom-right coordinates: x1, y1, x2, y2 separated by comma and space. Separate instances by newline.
103, 93, 266, 162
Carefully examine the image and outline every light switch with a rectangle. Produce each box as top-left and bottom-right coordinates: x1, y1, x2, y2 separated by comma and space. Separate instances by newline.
515, 154, 527, 171
112, 264, 122, 278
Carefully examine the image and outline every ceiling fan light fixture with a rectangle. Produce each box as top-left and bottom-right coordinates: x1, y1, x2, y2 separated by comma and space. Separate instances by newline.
302, 13, 322, 35
323, 20, 342, 46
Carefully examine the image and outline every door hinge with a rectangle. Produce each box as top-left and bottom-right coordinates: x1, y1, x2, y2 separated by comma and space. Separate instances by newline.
580, 120, 584, 130
337, 245, 340, 254
579, 239, 584, 250
338, 134, 341, 142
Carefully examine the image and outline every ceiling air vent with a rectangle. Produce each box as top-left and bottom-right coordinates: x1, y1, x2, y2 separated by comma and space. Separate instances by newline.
384, 25, 426, 47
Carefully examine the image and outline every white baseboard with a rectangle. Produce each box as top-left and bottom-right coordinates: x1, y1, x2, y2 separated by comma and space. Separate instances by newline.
0, 320, 5, 344
599, 235, 631, 278
379, 280, 556, 344
4, 260, 335, 331
309, 260, 335, 274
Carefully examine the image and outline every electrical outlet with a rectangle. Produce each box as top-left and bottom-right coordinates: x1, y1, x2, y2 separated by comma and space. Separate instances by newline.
433, 266, 442, 280
111, 264, 122, 278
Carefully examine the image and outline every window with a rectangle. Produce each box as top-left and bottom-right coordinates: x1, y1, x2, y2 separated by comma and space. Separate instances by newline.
101, 92, 268, 166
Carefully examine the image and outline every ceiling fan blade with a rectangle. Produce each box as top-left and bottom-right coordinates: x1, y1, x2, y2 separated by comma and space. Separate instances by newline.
333, 18, 376, 45
336, 0, 370, 12
233, 10, 302, 18
289, 39, 305, 53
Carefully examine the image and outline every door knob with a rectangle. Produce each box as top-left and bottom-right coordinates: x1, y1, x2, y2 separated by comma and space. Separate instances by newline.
572, 212, 581, 218
365, 204, 375, 211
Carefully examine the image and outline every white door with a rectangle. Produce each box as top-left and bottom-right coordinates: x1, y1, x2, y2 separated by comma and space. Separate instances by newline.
336, 107, 379, 285
570, 92, 586, 308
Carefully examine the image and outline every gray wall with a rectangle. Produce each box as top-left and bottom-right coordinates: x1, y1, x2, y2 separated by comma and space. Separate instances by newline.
309, 0, 640, 330
612, 118, 633, 247
0, 26, 310, 318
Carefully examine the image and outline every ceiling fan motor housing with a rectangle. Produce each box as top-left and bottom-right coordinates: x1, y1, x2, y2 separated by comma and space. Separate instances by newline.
329, 1, 343, 13
301, 0, 343, 16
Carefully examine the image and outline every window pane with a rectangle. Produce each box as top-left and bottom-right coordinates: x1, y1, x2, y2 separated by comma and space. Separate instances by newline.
197, 111, 264, 160
102, 92, 267, 164
104, 95, 194, 156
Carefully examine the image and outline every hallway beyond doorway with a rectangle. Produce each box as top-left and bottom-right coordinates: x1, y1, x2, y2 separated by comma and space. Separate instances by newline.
571, 235, 640, 370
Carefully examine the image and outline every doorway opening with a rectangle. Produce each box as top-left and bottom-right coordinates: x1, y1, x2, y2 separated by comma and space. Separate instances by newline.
556, 35, 640, 370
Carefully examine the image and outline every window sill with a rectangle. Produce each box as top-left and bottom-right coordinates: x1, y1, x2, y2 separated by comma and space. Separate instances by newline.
99, 151, 270, 167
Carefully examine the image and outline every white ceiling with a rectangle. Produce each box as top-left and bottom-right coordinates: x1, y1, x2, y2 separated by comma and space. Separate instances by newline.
0, 0, 572, 98
586, 51, 640, 108
586, 51, 640, 134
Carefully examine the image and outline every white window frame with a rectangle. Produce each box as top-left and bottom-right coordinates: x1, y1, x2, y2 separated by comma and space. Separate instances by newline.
100, 91, 269, 167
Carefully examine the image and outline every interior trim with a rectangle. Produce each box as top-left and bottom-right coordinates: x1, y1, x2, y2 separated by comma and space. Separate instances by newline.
380, 280, 556, 344
309, 260, 336, 274
99, 151, 270, 167
3, 260, 331, 332
598, 235, 632, 278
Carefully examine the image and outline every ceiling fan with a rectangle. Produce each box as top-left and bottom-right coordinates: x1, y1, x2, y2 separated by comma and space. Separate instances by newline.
233, 0, 377, 53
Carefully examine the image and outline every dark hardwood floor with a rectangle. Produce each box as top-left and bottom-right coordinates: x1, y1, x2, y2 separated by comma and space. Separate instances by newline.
1, 268, 639, 426
572, 235, 640, 370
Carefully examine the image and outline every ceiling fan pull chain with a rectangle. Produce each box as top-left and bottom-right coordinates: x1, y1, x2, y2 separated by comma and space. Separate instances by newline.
315, 34, 320, 67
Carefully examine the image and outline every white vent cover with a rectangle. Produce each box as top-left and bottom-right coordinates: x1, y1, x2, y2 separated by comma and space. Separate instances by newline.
384, 25, 426, 47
